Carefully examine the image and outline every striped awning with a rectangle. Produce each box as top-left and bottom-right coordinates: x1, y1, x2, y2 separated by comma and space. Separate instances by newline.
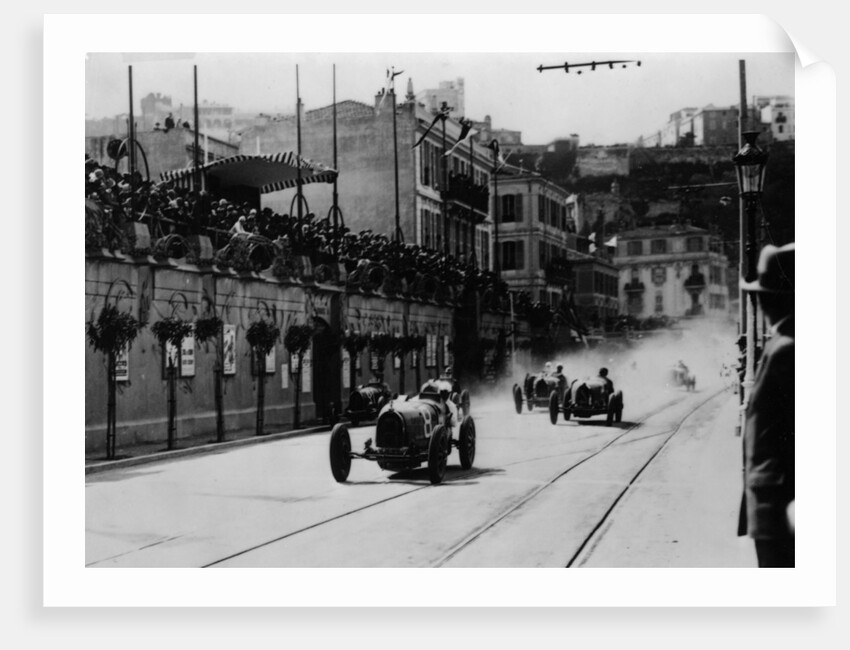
159, 152, 338, 194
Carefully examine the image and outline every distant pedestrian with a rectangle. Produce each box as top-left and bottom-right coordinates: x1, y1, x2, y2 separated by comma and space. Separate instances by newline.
164, 112, 175, 131
737, 243, 795, 567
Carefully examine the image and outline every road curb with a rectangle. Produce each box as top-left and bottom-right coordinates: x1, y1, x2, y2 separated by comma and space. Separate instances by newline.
85, 424, 332, 475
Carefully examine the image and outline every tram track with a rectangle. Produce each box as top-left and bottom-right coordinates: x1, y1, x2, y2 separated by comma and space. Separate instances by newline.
200, 389, 722, 569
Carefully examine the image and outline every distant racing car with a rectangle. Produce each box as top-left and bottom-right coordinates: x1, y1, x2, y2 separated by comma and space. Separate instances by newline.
512, 364, 571, 424
344, 380, 396, 426
669, 362, 696, 391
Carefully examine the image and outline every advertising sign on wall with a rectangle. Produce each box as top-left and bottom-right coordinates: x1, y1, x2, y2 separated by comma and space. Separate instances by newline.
342, 349, 350, 389
180, 328, 195, 377
222, 324, 236, 375
115, 345, 129, 382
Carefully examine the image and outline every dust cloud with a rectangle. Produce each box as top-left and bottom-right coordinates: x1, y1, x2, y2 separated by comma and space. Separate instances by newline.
469, 319, 740, 415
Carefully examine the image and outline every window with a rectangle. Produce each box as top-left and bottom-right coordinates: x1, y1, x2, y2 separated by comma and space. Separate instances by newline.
686, 236, 703, 252
627, 241, 643, 256
501, 240, 525, 270
650, 239, 667, 254
538, 195, 546, 222
501, 194, 523, 223
425, 334, 438, 368
655, 292, 664, 314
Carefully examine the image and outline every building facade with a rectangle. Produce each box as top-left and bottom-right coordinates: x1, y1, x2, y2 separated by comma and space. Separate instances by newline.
237, 88, 494, 267
756, 95, 795, 142
614, 225, 730, 319
492, 168, 574, 305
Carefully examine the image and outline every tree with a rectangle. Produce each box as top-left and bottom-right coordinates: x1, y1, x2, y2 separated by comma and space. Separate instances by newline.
86, 304, 145, 460
150, 316, 194, 450
247, 318, 282, 435
283, 323, 313, 430
193, 312, 225, 442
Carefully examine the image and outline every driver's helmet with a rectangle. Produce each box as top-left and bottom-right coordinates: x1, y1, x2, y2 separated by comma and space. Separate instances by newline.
598, 367, 609, 377
439, 365, 453, 379
544, 362, 553, 374
556, 364, 564, 373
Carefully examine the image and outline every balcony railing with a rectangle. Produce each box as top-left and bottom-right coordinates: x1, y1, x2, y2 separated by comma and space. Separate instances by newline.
445, 173, 489, 215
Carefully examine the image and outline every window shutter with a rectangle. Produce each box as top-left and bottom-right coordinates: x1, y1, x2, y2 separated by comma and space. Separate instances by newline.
517, 241, 525, 270
515, 194, 523, 221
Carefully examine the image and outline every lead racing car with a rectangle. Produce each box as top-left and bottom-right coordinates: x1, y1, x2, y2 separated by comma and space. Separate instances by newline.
329, 379, 476, 485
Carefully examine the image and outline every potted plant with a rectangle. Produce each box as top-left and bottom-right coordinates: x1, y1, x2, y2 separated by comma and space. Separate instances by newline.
151, 316, 194, 450
246, 318, 281, 435
86, 304, 145, 460
193, 312, 225, 441
341, 329, 368, 398
284, 323, 314, 430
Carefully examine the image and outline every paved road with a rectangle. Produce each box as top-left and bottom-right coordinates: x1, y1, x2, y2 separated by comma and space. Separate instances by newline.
86, 377, 752, 568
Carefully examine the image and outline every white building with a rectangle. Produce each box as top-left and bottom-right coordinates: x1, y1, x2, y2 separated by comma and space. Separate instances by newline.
614, 225, 730, 320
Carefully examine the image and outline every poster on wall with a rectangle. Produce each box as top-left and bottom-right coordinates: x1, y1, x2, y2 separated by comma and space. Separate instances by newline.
280, 364, 289, 389
265, 347, 276, 374
222, 324, 236, 375
342, 349, 350, 389
180, 328, 195, 377
114, 345, 129, 382
164, 341, 179, 375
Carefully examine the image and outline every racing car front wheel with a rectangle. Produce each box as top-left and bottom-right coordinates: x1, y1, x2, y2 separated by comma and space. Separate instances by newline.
562, 390, 572, 421
329, 424, 352, 482
548, 391, 560, 425
428, 425, 450, 484
512, 384, 523, 414
459, 415, 476, 469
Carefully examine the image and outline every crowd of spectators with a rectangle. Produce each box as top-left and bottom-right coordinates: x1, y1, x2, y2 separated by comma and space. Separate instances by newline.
84, 155, 531, 313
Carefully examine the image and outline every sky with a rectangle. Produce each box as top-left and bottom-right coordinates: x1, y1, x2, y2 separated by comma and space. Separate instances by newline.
86, 51, 795, 147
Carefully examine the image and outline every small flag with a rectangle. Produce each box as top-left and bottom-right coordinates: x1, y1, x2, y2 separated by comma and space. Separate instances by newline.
412, 105, 450, 149
442, 118, 476, 157
376, 68, 404, 116
487, 139, 507, 171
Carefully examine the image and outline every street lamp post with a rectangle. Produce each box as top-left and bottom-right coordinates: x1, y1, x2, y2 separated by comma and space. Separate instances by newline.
733, 130, 768, 430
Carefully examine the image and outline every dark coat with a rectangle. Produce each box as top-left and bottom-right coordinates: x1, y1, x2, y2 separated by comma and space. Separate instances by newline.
738, 316, 795, 539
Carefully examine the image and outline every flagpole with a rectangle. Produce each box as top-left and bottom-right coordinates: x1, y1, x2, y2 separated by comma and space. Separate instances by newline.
296, 64, 303, 221
127, 65, 136, 215
193, 65, 200, 195
441, 102, 449, 257
392, 73, 400, 242
492, 141, 500, 279
331, 63, 340, 231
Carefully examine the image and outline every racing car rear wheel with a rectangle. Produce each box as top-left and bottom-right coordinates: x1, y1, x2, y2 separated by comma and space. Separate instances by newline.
428, 425, 450, 485
459, 416, 476, 469
548, 391, 559, 425
606, 391, 623, 426
512, 384, 523, 414
329, 424, 352, 482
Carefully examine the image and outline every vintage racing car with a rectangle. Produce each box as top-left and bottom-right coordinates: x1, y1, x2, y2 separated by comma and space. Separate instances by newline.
344, 380, 396, 426
512, 365, 571, 424
559, 375, 624, 426
669, 362, 696, 391
329, 381, 476, 485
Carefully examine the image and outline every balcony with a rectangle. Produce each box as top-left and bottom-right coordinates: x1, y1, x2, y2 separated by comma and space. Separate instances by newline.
445, 172, 489, 218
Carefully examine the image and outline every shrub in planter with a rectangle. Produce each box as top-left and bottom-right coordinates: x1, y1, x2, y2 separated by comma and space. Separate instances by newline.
86, 304, 145, 460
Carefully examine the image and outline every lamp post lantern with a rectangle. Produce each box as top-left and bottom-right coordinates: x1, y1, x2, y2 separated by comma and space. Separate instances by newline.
733, 129, 768, 429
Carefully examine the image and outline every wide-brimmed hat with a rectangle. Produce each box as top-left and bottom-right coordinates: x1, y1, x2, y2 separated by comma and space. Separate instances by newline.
741, 243, 794, 293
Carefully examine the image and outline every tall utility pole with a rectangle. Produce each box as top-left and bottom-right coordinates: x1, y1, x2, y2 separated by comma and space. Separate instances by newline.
440, 101, 450, 256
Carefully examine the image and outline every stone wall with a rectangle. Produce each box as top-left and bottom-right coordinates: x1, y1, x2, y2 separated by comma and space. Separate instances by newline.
85, 256, 457, 455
